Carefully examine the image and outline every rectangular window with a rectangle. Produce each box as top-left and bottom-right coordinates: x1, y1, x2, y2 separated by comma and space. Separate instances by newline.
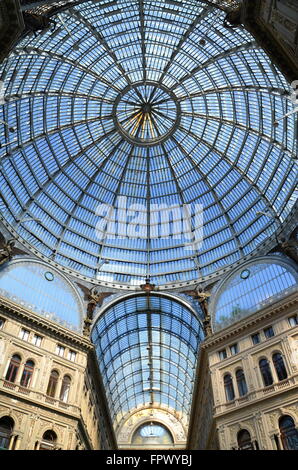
56, 344, 65, 357
218, 349, 227, 360
32, 334, 42, 347
251, 333, 261, 345
230, 344, 238, 355
288, 316, 298, 327
264, 326, 275, 339
68, 350, 76, 362
0, 318, 5, 329
19, 328, 30, 341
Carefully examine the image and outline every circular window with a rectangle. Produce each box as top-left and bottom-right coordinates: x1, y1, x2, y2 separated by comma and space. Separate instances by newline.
240, 269, 250, 280
113, 82, 181, 146
44, 271, 54, 282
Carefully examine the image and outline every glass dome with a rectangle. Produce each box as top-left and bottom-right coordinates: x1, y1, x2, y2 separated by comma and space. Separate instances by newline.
0, 0, 297, 287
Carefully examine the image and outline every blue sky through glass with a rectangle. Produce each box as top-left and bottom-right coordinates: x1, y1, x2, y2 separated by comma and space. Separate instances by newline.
0, 260, 83, 331
0, 0, 297, 288
91, 293, 204, 427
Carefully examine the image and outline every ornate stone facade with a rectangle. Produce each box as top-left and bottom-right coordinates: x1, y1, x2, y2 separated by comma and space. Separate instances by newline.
0, 296, 117, 450
188, 291, 298, 450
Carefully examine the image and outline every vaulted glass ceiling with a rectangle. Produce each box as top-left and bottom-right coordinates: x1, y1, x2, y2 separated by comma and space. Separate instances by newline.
91, 294, 204, 428
0, 0, 297, 287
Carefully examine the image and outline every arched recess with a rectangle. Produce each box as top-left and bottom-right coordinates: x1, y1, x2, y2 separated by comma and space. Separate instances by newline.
131, 422, 174, 447
0, 258, 84, 332
117, 407, 187, 449
91, 292, 204, 430
0, 416, 14, 450
209, 255, 298, 332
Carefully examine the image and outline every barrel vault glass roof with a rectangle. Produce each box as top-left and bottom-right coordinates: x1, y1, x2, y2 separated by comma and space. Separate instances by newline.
0, 0, 297, 287
91, 294, 204, 428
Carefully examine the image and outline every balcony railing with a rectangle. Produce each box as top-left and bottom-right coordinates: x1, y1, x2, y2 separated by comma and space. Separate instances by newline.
214, 374, 298, 415
0, 378, 80, 415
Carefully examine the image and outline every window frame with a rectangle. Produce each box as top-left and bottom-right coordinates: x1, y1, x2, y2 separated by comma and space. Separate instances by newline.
279, 415, 298, 451
59, 375, 71, 403
32, 334, 42, 347
288, 316, 298, 327
264, 326, 275, 339
224, 373, 235, 402
0, 417, 14, 450
236, 369, 248, 397
237, 429, 253, 450
218, 349, 227, 361
56, 344, 65, 357
259, 357, 274, 387
20, 360, 35, 388
19, 328, 30, 342
5, 354, 21, 383
46, 370, 59, 398
272, 352, 288, 382
67, 350, 76, 362
230, 343, 239, 355
251, 332, 260, 345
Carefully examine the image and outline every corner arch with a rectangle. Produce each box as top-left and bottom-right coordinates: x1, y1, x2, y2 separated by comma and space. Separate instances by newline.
0, 258, 85, 332
209, 255, 298, 332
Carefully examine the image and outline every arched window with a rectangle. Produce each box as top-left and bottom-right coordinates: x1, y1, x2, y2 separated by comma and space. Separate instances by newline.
236, 369, 248, 397
5, 355, 21, 383
237, 429, 253, 450
0, 416, 14, 450
46, 370, 59, 397
40, 430, 57, 450
131, 422, 174, 446
20, 360, 35, 388
59, 375, 71, 403
224, 374, 235, 402
259, 358, 273, 387
279, 416, 298, 450
272, 353, 288, 381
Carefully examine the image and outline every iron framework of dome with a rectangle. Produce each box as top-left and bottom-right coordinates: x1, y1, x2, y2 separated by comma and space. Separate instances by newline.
0, 0, 297, 288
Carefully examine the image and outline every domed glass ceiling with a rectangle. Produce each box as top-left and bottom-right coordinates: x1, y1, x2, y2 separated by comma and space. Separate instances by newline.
0, 0, 297, 287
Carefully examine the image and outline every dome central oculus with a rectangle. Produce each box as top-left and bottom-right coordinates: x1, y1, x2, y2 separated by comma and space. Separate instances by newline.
114, 82, 181, 146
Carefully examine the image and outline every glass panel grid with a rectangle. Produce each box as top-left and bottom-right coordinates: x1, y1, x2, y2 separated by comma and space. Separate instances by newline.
91, 294, 203, 427
0, 1, 296, 287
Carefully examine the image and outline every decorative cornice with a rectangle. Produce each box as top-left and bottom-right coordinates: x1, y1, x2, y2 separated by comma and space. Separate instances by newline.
213, 374, 298, 419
